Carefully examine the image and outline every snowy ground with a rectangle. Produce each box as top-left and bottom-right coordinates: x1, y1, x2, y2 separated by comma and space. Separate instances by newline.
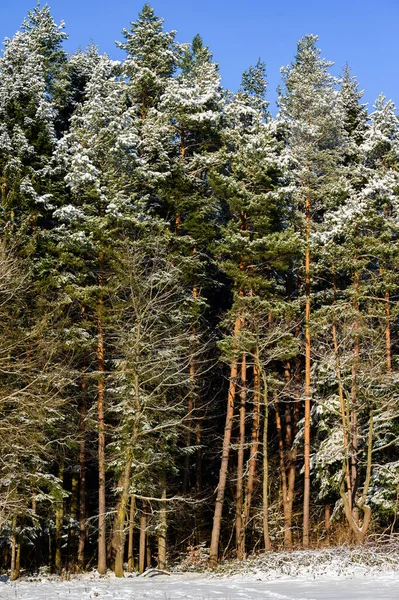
1, 546, 399, 600
1, 572, 399, 600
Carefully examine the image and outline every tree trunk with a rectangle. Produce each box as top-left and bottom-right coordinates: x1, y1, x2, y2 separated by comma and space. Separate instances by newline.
209, 311, 243, 567
68, 473, 79, 571
351, 263, 360, 523
97, 289, 107, 575
157, 481, 167, 570
78, 379, 87, 571
262, 373, 272, 551
303, 192, 311, 548
275, 390, 289, 547
127, 495, 135, 572
139, 508, 147, 574
241, 348, 261, 554
55, 460, 64, 573
324, 503, 331, 544
235, 353, 246, 560
10, 517, 18, 581
114, 452, 132, 577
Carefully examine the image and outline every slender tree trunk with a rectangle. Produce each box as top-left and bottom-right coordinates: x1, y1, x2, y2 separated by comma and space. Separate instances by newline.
15, 540, 21, 580
68, 473, 79, 571
55, 460, 64, 573
10, 516, 18, 581
78, 381, 87, 570
157, 479, 167, 570
97, 280, 107, 574
324, 503, 331, 544
303, 192, 312, 548
235, 353, 247, 560
275, 390, 289, 545
139, 508, 147, 574
209, 311, 243, 567
127, 495, 135, 572
195, 403, 202, 493
284, 361, 297, 550
241, 348, 261, 554
261, 373, 272, 551
114, 452, 132, 577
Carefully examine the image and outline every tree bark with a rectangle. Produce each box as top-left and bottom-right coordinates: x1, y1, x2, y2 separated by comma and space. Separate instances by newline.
127, 495, 135, 572
157, 480, 167, 570
10, 517, 18, 581
303, 192, 311, 548
114, 452, 132, 577
97, 287, 107, 575
235, 353, 247, 560
209, 311, 243, 567
351, 261, 360, 523
261, 372, 272, 551
68, 473, 79, 571
55, 460, 64, 573
78, 381, 87, 571
241, 348, 261, 555
139, 508, 147, 574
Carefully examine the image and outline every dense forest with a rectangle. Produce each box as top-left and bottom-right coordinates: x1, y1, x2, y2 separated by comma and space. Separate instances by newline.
0, 2, 398, 579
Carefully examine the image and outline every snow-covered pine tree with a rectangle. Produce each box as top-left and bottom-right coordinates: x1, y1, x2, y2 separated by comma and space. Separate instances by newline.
53, 54, 141, 574
278, 34, 348, 547
116, 3, 181, 118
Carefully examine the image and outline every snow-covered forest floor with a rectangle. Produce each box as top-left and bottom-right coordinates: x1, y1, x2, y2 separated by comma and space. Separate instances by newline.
1, 546, 399, 599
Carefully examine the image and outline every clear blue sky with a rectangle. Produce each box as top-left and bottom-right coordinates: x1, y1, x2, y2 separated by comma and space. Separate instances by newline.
1, 0, 398, 112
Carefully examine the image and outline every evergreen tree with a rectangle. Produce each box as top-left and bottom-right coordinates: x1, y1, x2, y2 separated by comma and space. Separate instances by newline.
278, 34, 348, 546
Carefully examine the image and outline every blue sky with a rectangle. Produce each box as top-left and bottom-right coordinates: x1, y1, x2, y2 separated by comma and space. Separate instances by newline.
1, 0, 398, 112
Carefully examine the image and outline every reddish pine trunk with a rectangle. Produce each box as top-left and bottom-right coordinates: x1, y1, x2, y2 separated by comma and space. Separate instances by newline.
241, 350, 261, 554
209, 312, 243, 567
235, 353, 247, 559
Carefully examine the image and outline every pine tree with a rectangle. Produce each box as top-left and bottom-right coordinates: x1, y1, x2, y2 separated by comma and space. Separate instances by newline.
278, 34, 348, 547
116, 3, 181, 118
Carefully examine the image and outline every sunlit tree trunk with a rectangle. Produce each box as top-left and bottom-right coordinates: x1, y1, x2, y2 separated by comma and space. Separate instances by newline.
209, 309, 243, 567
261, 371, 272, 551
235, 353, 247, 559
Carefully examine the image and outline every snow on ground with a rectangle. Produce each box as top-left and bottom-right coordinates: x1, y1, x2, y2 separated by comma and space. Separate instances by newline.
1, 547, 399, 600
1, 572, 399, 600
